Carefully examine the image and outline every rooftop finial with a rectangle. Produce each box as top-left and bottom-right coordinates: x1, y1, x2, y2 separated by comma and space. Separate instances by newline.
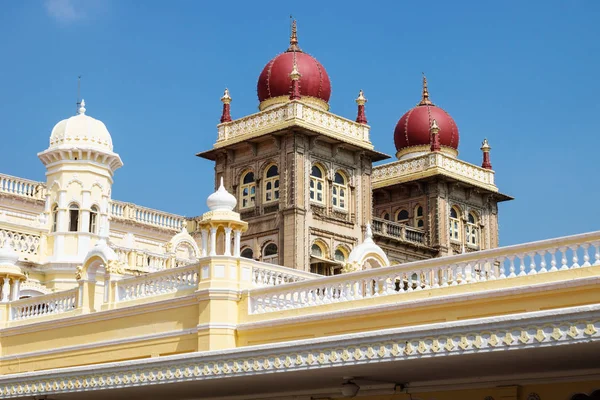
419, 73, 434, 106
287, 17, 302, 52
430, 119, 441, 152
78, 99, 86, 115
289, 53, 302, 100
220, 89, 232, 123
355, 90, 368, 124
481, 138, 492, 169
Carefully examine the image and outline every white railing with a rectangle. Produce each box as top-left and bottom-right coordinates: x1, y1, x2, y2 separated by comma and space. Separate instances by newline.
10, 289, 77, 321
0, 229, 41, 255
217, 102, 371, 146
109, 200, 185, 231
116, 264, 198, 302
252, 261, 319, 287
372, 152, 495, 189
0, 173, 46, 200
371, 218, 427, 245
249, 231, 600, 314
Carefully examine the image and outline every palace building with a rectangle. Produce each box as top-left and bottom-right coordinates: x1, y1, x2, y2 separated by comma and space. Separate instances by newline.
0, 22, 598, 400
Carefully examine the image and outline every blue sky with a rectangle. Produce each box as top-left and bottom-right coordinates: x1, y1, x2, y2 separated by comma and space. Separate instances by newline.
0, 0, 598, 245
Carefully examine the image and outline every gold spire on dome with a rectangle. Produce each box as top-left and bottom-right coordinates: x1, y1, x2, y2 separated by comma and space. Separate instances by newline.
356, 89, 367, 105
221, 88, 232, 104
287, 18, 302, 52
289, 54, 301, 81
419, 73, 434, 106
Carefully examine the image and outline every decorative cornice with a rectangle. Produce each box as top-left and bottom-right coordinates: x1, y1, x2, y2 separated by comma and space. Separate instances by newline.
1, 305, 599, 398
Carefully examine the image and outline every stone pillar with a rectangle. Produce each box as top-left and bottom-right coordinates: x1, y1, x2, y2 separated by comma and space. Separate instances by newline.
233, 230, 241, 257
201, 229, 208, 257
209, 228, 217, 256
224, 227, 232, 256
1, 277, 10, 302
10, 279, 20, 301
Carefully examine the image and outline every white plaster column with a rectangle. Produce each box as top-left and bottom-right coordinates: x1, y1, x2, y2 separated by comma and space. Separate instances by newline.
80, 190, 92, 232
11, 279, 21, 301
224, 227, 232, 256
100, 195, 110, 237
53, 189, 68, 258
1, 277, 10, 302
209, 228, 217, 256
201, 229, 208, 257
233, 230, 241, 257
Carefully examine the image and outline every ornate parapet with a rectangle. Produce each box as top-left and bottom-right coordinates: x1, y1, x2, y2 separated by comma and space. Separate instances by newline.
0, 173, 46, 201
215, 101, 373, 150
372, 152, 507, 195
109, 200, 185, 231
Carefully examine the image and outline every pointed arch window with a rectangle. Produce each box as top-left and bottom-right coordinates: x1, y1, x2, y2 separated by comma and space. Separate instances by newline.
466, 212, 479, 247
414, 205, 424, 228
332, 171, 347, 210
449, 206, 462, 242
241, 247, 254, 259
311, 243, 323, 257
262, 243, 278, 264
240, 171, 256, 209
310, 165, 325, 204
51, 204, 58, 232
89, 205, 99, 234
68, 204, 80, 232
382, 212, 391, 221
334, 247, 347, 263
396, 209, 409, 224
264, 165, 280, 203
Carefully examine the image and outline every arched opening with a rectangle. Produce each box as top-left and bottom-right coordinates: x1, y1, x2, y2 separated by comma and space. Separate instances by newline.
396, 209, 409, 224
449, 206, 462, 242
310, 165, 325, 204
414, 205, 424, 228
262, 243, 278, 264
240, 171, 256, 209
68, 203, 80, 232
89, 205, 99, 234
332, 171, 348, 210
466, 211, 479, 247
263, 165, 280, 203
51, 204, 58, 232
241, 247, 254, 259
382, 212, 390, 221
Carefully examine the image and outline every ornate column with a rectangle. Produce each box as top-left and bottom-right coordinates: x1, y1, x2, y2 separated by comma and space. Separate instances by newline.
234, 230, 241, 257
209, 227, 217, 256
1, 277, 10, 302
10, 279, 21, 301
224, 227, 232, 256
201, 229, 208, 257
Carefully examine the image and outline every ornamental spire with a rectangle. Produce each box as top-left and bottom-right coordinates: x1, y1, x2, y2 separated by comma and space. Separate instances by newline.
287, 18, 302, 52
78, 99, 86, 115
355, 90, 368, 124
289, 54, 301, 100
430, 119, 441, 152
418, 73, 434, 106
220, 89, 232, 123
480, 138, 492, 169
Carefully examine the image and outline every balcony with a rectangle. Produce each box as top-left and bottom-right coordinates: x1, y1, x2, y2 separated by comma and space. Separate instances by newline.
371, 217, 427, 246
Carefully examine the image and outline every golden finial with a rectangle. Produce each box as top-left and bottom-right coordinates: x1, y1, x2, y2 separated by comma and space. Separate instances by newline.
221, 88, 232, 104
289, 54, 301, 81
419, 73, 434, 106
287, 17, 302, 52
430, 119, 440, 134
355, 89, 367, 105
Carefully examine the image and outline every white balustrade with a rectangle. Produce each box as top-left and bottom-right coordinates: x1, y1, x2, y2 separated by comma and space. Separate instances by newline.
0, 229, 41, 255
371, 218, 426, 245
251, 262, 317, 287
116, 264, 199, 302
10, 289, 77, 320
109, 200, 185, 231
0, 173, 46, 200
249, 231, 600, 314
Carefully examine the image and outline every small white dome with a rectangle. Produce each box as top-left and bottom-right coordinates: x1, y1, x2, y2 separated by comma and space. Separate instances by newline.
49, 100, 114, 152
0, 240, 19, 266
347, 223, 389, 267
206, 178, 237, 212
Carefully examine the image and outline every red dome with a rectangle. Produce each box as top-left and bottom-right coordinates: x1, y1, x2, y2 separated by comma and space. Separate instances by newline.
257, 51, 331, 105
394, 78, 459, 153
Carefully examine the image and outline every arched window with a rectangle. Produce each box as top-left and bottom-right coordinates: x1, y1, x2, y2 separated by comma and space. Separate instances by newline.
396, 209, 409, 224
263, 165, 280, 203
89, 205, 98, 234
262, 243, 278, 264
334, 248, 347, 263
311, 243, 323, 257
240, 171, 256, 209
332, 171, 347, 210
466, 212, 479, 247
51, 204, 58, 232
68, 204, 80, 232
382, 212, 390, 221
240, 247, 254, 259
414, 205, 424, 228
310, 165, 325, 204
449, 206, 462, 241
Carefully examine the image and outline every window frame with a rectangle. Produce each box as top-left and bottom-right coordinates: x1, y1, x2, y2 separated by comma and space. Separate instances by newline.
262, 242, 279, 264
449, 206, 462, 242
263, 164, 280, 204
89, 205, 99, 234
240, 171, 256, 209
51, 204, 58, 232
332, 171, 348, 210
68, 203, 80, 232
240, 247, 254, 259
309, 165, 326, 205
395, 209, 409, 224
466, 211, 480, 247
414, 204, 424, 228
